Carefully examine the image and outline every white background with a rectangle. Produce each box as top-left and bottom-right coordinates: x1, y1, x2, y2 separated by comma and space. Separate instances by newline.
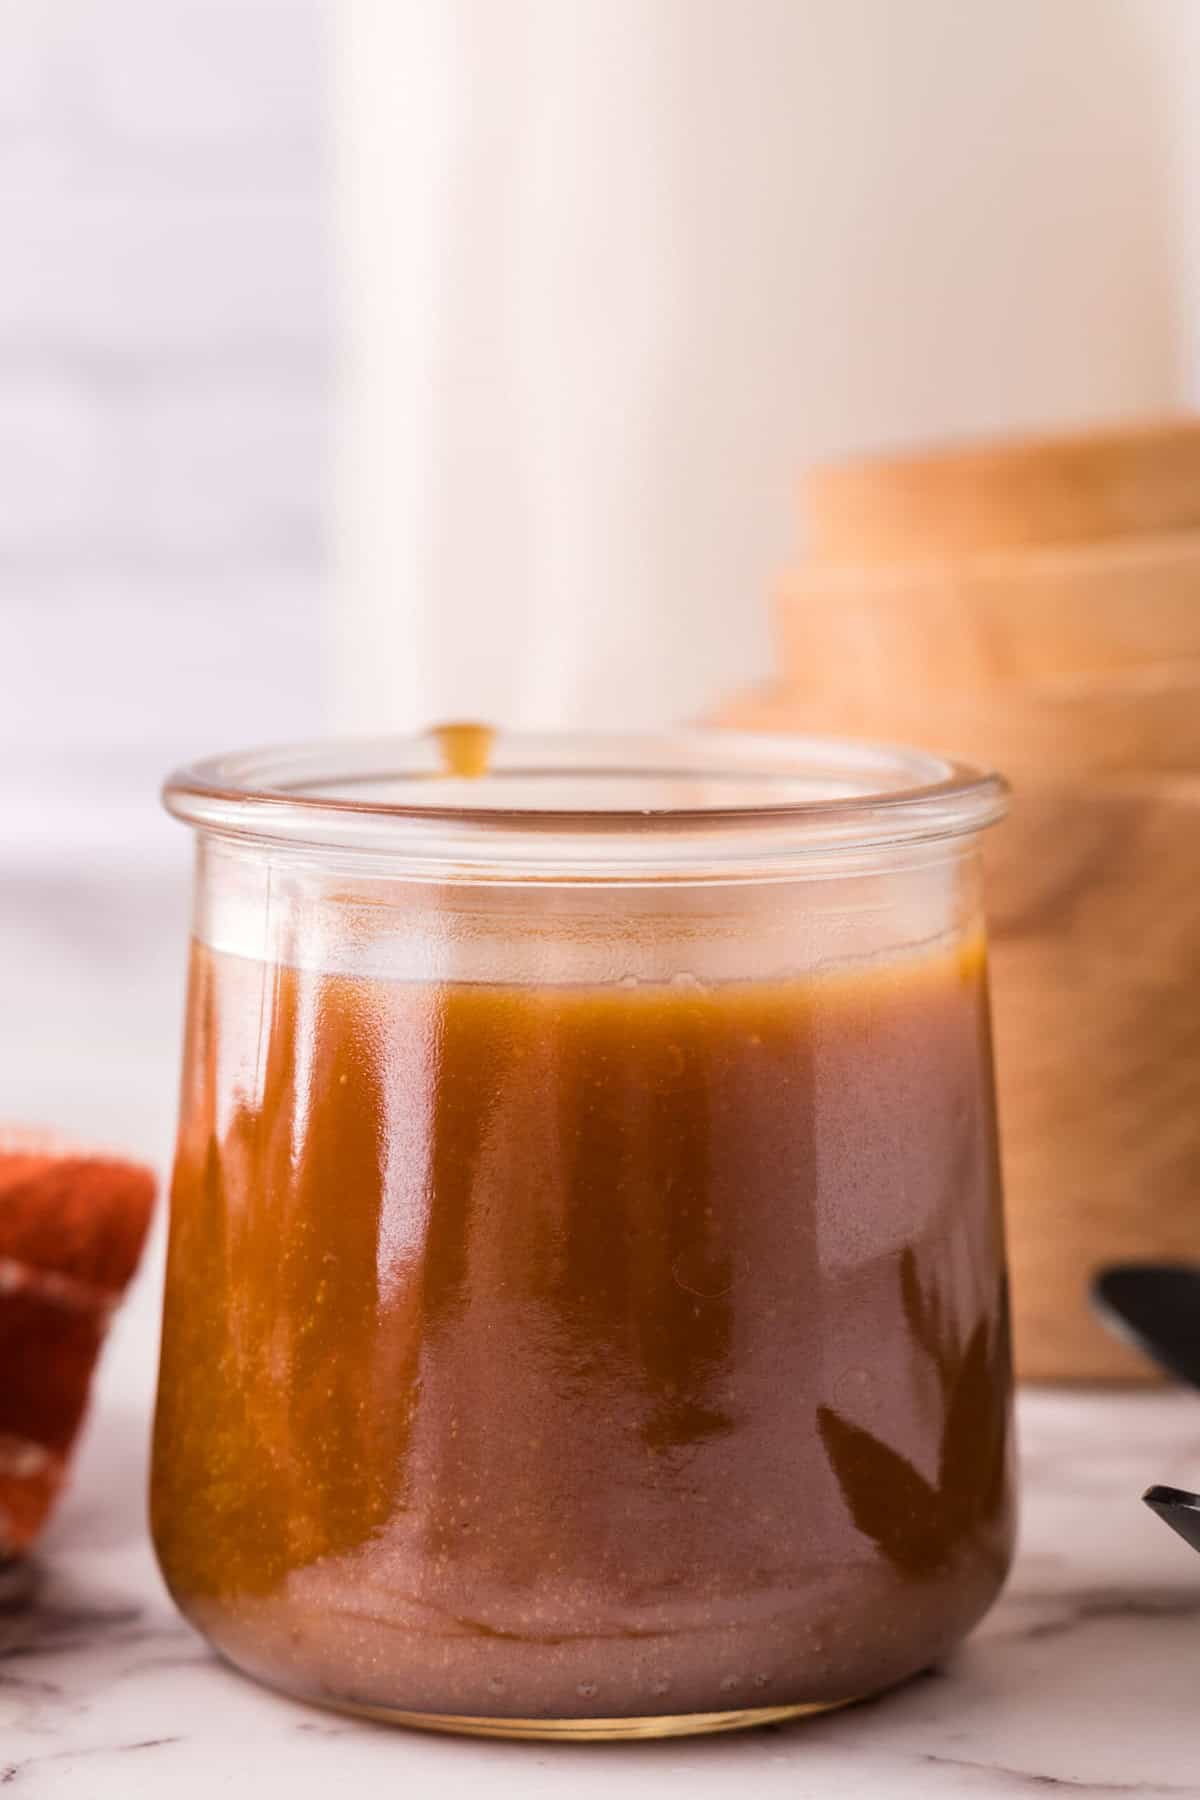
2, 0, 327, 1167
336, 0, 1200, 732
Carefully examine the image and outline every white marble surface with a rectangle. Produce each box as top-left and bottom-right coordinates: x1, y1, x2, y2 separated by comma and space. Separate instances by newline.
5, 1304, 1200, 1800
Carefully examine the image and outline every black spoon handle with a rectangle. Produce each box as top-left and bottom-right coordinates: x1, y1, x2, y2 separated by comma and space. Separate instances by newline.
1091, 1264, 1200, 1388
1144, 1484, 1200, 1557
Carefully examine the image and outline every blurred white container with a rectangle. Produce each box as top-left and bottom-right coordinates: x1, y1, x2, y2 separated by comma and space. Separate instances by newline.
333, 0, 1179, 733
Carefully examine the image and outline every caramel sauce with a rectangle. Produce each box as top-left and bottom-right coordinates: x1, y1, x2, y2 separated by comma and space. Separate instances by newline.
431, 721, 495, 780
151, 937, 1013, 1722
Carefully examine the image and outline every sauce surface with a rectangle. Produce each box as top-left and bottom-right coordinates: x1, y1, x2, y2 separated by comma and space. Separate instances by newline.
152, 937, 1012, 1720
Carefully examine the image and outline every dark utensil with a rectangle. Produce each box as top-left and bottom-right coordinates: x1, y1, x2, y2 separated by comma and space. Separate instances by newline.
1091, 1263, 1200, 1388
1144, 1485, 1200, 1557
1095, 1268, 1200, 1557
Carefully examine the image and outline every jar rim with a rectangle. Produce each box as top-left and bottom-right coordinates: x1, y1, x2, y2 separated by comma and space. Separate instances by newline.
163, 728, 1007, 880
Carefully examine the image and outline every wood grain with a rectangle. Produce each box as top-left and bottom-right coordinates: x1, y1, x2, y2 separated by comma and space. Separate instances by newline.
724, 671, 1200, 781
803, 417, 1200, 566
777, 528, 1200, 696
987, 775, 1200, 1381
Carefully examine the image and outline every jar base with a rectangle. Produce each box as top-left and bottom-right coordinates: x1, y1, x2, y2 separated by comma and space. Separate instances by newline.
310, 1694, 860, 1741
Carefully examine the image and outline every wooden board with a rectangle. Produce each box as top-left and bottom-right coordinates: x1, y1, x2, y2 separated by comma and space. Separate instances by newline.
804, 416, 1200, 566
777, 528, 1200, 696
987, 774, 1200, 1381
718, 687, 1200, 1382
722, 671, 1200, 782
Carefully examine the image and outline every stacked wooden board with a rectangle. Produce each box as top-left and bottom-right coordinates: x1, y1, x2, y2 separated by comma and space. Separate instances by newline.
721, 418, 1200, 1382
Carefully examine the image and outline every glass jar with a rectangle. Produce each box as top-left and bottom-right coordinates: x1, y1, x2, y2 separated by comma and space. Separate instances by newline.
153, 729, 1013, 1740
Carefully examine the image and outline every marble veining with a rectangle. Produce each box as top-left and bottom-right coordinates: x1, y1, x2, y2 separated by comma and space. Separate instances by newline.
2, 1379, 1200, 1798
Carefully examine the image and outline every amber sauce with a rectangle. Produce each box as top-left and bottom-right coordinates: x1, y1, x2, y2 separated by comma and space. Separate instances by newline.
151, 936, 1013, 1723
431, 720, 495, 779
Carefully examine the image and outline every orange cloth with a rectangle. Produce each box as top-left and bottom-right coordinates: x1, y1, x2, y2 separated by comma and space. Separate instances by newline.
0, 1139, 155, 1552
